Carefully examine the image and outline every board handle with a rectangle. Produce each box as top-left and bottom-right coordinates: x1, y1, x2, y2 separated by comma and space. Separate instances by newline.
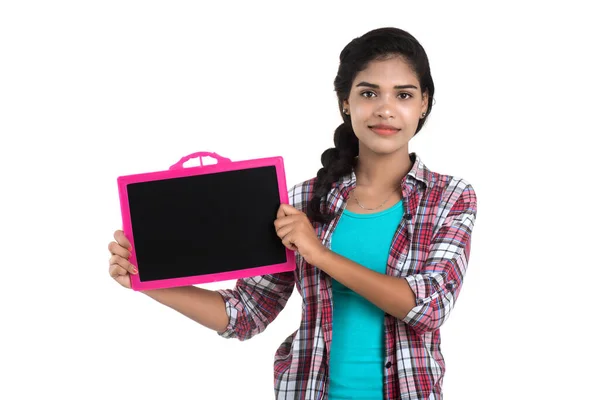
169, 152, 232, 170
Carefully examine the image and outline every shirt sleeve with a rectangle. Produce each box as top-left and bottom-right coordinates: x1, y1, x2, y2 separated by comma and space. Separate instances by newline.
402, 182, 477, 335
215, 272, 295, 341
215, 185, 299, 341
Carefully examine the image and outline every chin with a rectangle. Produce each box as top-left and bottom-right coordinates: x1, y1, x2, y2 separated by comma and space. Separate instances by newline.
366, 145, 407, 157
361, 137, 405, 150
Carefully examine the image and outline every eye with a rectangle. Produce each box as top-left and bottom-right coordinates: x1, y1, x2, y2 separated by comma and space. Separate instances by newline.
360, 90, 376, 98
398, 92, 412, 100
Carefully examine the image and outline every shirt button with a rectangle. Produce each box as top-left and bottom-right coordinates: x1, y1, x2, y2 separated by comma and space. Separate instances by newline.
405, 214, 412, 220
385, 361, 392, 369
445, 283, 453, 289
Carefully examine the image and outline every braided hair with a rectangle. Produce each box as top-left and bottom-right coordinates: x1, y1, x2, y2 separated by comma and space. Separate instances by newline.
306, 27, 436, 225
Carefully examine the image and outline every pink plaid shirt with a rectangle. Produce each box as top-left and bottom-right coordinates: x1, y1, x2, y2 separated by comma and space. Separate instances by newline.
217, 152, 478, 399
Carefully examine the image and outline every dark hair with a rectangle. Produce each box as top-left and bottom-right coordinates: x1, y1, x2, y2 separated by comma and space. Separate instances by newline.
307, 27, 435, 225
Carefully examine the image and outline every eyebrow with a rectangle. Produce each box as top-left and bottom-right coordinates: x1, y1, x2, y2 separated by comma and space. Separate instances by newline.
355, 81, 418, 90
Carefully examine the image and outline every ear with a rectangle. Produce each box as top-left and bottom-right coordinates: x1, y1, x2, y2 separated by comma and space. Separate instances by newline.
343, 99, 349, 109
421, 91, 429, 114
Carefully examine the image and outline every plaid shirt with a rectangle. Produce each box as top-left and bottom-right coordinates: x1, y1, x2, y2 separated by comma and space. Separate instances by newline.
216, 152, 478, 400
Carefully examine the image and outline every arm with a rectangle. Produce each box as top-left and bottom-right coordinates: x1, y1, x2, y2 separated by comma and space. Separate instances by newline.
214, 184, 301, 341
142, 184, 300, 340
140, 275, 295, 339
401, 183, 476, 334
316, 251, 417, 319
140, 264, 295, 341
141, 286, 229, 333
315, 183, 477, 335
215, 272, 295, 341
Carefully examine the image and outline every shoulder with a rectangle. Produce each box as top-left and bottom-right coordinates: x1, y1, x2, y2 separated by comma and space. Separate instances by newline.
422, 169, 477, 221
415, 152, 475, 202
431, 171, 476, 200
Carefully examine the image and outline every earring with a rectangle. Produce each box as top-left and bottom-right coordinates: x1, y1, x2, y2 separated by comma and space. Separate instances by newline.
421, 112, 426, 118
343, 109, 349, 115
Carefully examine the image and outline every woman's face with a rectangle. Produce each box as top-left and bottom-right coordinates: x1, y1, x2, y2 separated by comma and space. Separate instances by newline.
343, 56, 428, 157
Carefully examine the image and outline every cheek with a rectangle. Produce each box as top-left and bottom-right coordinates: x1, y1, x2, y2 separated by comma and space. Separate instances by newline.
352, 102, 370, 118
399, 105, 422, 123
350, 103, 377, 131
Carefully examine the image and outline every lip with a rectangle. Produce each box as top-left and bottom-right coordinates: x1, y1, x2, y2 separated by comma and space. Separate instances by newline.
369, 124, 400, 136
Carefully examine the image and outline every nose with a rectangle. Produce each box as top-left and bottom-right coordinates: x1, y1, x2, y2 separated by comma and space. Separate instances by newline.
374, 96, 395, 119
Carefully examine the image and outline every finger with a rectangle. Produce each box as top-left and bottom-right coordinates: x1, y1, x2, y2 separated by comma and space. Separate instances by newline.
108, 241, 131, 259
109, 254, 138, 275
275, 224, 294, 239
282, 240, 297, 252
109, 263, 129, 279
281, 204, 301, 216
280, 232, 298, 251
274, 215, 290, 232
114, 230, 132, 251
284, 241, 298, 252
274, 215, 301, 232
108, 265, 132, 289
276, 205, 287, 219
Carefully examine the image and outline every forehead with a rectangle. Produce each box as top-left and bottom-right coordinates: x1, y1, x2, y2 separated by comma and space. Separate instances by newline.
352, 56, 420, 87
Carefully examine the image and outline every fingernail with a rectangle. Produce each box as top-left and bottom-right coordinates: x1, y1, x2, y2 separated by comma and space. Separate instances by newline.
132, 266, 138, 274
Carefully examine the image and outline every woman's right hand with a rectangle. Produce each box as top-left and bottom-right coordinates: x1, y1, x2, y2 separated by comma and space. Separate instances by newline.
108, 230, 138, 289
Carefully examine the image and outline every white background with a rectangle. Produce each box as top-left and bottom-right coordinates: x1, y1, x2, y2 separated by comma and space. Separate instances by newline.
1, 1, 598, 399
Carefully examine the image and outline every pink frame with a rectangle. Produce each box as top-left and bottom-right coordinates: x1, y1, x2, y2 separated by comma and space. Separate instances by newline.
117, 152, 296, 291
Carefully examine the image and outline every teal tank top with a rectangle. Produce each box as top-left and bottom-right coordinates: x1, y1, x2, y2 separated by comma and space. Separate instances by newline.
328, 199, 404, 399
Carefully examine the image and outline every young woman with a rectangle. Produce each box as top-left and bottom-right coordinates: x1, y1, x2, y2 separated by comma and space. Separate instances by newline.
108, 27, 477, 400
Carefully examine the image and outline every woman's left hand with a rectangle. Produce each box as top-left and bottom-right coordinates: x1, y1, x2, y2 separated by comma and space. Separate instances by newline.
274, 204, 329, 266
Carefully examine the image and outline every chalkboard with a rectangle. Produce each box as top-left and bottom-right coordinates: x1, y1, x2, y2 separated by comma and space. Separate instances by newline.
117, 152, 296, 291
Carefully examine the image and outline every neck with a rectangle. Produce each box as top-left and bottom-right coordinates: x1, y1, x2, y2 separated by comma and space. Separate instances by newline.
354, 147, 413, 192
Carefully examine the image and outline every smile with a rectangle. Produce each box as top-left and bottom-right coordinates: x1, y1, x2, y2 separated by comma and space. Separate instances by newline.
369, 127, 400, 136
